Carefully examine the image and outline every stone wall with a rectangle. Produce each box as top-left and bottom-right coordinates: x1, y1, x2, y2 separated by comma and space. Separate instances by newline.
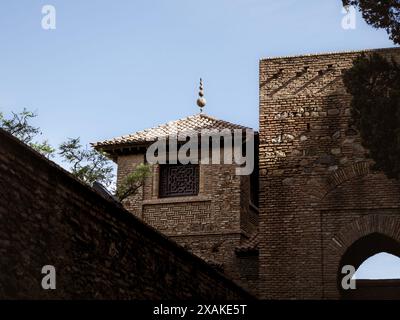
0, 129, 253, 300
117, 154, 146, 217
344, 279, 400, 300
258, 47, 400, 299
116, 151, 258, 294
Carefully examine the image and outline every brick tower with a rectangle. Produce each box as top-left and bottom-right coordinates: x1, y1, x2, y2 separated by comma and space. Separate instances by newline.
93, 80, 259, 293
259, 47, 400, 299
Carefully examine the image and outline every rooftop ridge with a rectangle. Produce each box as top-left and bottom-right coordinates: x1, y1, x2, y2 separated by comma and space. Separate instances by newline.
92, 112, 252, 148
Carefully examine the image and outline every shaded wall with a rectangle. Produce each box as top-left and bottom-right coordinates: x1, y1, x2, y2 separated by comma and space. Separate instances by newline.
343, 280, 400, 300
117, 149, 259, 294
258, 47, 400, 299
0, 129, 253, 300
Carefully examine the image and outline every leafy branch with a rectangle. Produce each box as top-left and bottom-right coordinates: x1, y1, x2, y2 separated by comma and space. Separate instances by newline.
59, 137, 114, 187
0, 108, 150, 201
343, 53, 400, 179
0, 108, 55, 158
116, 163, 151, 201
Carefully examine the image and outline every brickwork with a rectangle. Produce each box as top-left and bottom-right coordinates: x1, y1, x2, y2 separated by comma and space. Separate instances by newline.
0, 129, 253, 299
240, 175, 259, 236
117, 154, 145, 218
6, 46, 399, 300
236, 254, 259, 296
258, 47, 400, 299
116, 152, 258, 293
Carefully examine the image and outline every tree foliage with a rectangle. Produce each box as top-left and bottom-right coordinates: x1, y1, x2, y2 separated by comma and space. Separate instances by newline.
59, 137, 115, 187
0, 108, 150, 200
343, 0, 400, 44
343, 53, 400, 179
115, 163, 151, 201
0, 108, 55, 158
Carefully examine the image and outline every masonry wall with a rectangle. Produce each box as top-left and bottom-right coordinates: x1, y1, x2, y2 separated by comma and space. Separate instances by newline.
258, 47, 400, 299
344, 280, 400, 300
0, 129, 253, 300
236, 253, 259, 296
117, 154, 146, 218
117, 151, 258, 294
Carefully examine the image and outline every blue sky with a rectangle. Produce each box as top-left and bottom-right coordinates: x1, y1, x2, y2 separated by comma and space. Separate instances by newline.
0, 0, 395, 145
0, 0, 399, 278
356, 253, 400, 280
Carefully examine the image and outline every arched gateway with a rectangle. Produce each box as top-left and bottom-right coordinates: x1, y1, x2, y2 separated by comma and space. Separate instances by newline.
338, 233, 400, 299
259, 47, 400, 299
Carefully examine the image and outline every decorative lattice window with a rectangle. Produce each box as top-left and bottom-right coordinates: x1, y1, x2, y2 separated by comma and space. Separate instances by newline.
159, 164, 199, 198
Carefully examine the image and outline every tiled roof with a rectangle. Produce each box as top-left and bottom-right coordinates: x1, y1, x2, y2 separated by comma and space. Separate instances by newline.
92, 113, 251, 149
235, 232, 259, 254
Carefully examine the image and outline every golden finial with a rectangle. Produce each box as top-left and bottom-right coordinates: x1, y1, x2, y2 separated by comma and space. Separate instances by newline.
197, 78, 206, 113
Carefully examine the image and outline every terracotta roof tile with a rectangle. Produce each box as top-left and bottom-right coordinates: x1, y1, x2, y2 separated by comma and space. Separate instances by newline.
92, 113, 251, 149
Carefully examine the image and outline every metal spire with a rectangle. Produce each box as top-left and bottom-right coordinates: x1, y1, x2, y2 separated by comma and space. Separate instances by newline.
197, 78, 207, 113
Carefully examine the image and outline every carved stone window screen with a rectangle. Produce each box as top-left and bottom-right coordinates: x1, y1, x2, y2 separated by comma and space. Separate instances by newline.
159, 164, 199, 198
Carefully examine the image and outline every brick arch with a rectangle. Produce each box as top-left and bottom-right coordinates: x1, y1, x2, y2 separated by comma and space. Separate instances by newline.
323, 214, 400, 298
303, 161, 371, 202
328, 214, 400, 255
315, 162, 400, 298
326, 162, 370, 194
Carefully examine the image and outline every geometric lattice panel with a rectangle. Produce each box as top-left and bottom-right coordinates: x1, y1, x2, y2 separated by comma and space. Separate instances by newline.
159, 164, 199, 198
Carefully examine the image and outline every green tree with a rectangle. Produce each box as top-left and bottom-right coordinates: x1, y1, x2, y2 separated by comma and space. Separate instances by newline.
115, 163, 151, 201
1, 108, 151, 200
59, 139, 151, 199
59, 137, 115, 187
0, 108, 55, 158
343, 53, 400, 179
342, 0, 400, 44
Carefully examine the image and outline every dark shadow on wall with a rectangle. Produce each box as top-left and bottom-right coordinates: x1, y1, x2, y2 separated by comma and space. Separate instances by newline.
0, 128, 255, 300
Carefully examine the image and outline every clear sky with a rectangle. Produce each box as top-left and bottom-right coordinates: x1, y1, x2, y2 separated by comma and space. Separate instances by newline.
0, 0, 399, 278
0, 0, 396, 145
356, 253, 400, 280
